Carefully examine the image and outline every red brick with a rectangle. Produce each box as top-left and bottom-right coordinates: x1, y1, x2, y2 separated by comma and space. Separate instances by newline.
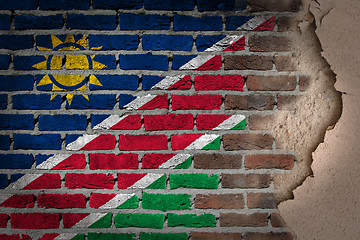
248, 114, 275, 130
109, 114, 141, 130
195, 194, 244, 209
222, 174, 271, 188
220, 212, 268, 227
299, 75, 311, 91
247, 75, 297, 91
0, 194, 35, 208
172, 95, 222, 110
194, 75, 245, 91
191, 232, 242, 240
244, 232, 293, 240
271, 213, 287, 227
277, 16, 299, 32
22, 174, 61, 190
245, 154, 294, 170
37, 193, 86, 209
249, 35, 292, 52
11, 213, 60, 229
248, 193, 279, 209
65, 173, 114, 189
224, 55, 273, 70
89, 153, 138, 169
144, 114, 193, 131
249, 0, 300, 12
194, 153, 242, 169
118, 134, 168, 151
223, 134, 273, 150
0, 213, 8, 228
225, 94, 275, 110
78, 134, 116, 151
275, 55, 298, 71
62, 213, 89, 228
196, 114, 231, 130
277, 95, 301, 110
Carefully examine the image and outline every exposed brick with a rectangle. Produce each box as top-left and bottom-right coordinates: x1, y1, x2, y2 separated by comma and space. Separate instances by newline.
222, 174, 271, 189
271, 213, 287, 227
224, 55, 273, 70
277, 16, 299, 32
244, 232, 294, 240
277, 95, 301, 110
11, 213, 60, 229
248, 114, 275, 130
195, 194, 244, 209
275, 55, 298, 71
65, 173, 114, 189
144, 114, 194, 131
225, 94, 275, 110
37, 194, 86, 209
248, 193, 279, 209
191, 232, 242, 240
0, 213, 8, 228
247, 75, 297, 91
89, 153, 138, 169
223, 134, 273, 150
245, 154, 295, 170
299, 75, 311, 91
249, 35, 292, 52
194, 153, 242, 169
118, 135, 168, 151
172, 95, 222, 110
220, 212, 268, 227
248, 0, 300, 12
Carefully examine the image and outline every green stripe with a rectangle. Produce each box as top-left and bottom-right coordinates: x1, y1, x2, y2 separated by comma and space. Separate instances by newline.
142, 192, 191, 211
202, 136, 220, 150
167, 213, 216, 228
169, 174, 219, 189
174, 156, 192, 169
116, 195, 139, 209
146, 174, 166, 189
140, 232, 188, 240
88, 213, 112, 228
115, 213, 165, 229
88, 233, 135, 240
230, 118, 246, 130
72, 235, 85, 240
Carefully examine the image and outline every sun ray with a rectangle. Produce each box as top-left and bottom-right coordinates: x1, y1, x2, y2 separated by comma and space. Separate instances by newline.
37, 75, 53, 86
37, 46, 53, 51
66, 94, 74, 105
92, 61, 107, 70
51, 35, 63, 49
76, 85, 87, 91
52, 84, 64, 91
76, 35, 87, 49
32, 60, 48, 70
50, 94, 57, 100
89, 75, 103, 86
82, 95, 89, 100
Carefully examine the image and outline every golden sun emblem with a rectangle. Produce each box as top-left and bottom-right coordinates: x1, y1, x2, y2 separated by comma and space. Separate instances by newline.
34, 35, 106, 105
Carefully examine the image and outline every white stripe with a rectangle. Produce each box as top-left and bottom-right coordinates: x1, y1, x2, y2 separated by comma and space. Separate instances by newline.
159, 154, 191, 169
124, 94, 156, 110
5, 174, 42, 190
128, 173, 163, 189
0, 194, 12, 205
185, 135, 220, 150
205, 35, 244, 52
237, 16, 269, 31
99, 193, 135, 209
54, 234, 79, 240
150, 75, 187, 90
73, 213, 107, 228
93, 115, 128, 130
213, 115, 246, 130
36, 154, 72, 169
179, 55, 215, 70
66, 134, 99, 151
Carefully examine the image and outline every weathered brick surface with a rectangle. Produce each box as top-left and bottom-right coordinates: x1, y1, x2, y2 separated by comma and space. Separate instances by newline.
245, 154, 295, 169
271, 212, 288, 227
222, 174, 271, 188
249, 35, 292, 52
244, 232, 294, 240
224, 134, 273, 150
277, 95, 301, 110
275, 55, 298, 71
220, 212, 268, 227
247, 75, 297, 91
194, 154, 242, 169
248, 0, 301, 12
248, 193, 279, 209
299, 75, 311, 91
225, 94, 275, 110
224, 55, 273, 70
195, 194, 244, 209
191, 232, 242, 240
248, 114, 275, 130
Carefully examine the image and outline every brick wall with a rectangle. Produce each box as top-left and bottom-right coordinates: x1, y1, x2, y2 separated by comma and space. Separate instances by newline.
0, 0, 303, 239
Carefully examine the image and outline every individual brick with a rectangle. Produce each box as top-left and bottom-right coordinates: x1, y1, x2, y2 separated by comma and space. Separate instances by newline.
275, 55, 298, 71
224, 55, 273, 70
93, 0, 142, 9
89, 153, 138, 169
194, 154, 242, 169
15, 15, 63, 30
12, 94, 62, 110
13, 134, 61, 150
66, 134, 116, 151
89, 193, 139, 209
38, 115, 87, 131
88, 233, 136, 240
196, 35, 225, 51
222, 174, 271, 188
271, 213, 287, 227
143, 35, 193, 51
0, 213, 8, 228
0, 115, 33, 130
119, 94, 169, 110
39, 0, 89, 9
277, 16, 299, 32
37, 194, 86, 209
277, 95, 301, 110
249, 35, 292, 52
140, 232, 188, 240
144, 114, 193, 131
246, 154, 294, 170
0, 194, 35, 208
171, 134, 220, 151
171, 55, 196, 69
63, 212, 112, 228
67, 14, 117, 30
247, 193, 279, 209
36, 154, 86, 170
11, 213, 60, 229
299, 76, 311, 91
226, 16, 254, 30
0, 174, 8, 189
173, 55, 222, 71
244, 232, 293, 240
0, 0, 36, 10
65, 95, 116, 110
118, 135, 168, 151
0, 95, 6, 109
225, 94, 275, 110
248, 0, 300, 12
144, 0, 194, 10
39, 233, 85, 240
174, 15, 222, 31
120, 54, 168, 70
248, 114, 275, 130
0, 135, 10, 150
115, 213, 165, 229
0, 35, 33, 50
89, 35, 138, 50
191, 232, 242, 240
195, 194, 244, 209
13, 56, 47, 70
0, 55, 9, 69
223, 134, 273, 150
120, 14, 170, 30
220, 213, 268, 227
172, 95, 222, 110
0, 154, 33, 169
170, 174, 218, 189
0, 75, 33, 91
11, 174, 61, 190
65, 55, 116, 70
194, 75, 245, 91
168, 213, 216, 228
91, 114, 141, 130
142, 154, 192, 169
118, 173, 166, 189
65, 173, 114, 189
196, 114, 246, 131
142, 192, 191, 211
198, 0, 246, 11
